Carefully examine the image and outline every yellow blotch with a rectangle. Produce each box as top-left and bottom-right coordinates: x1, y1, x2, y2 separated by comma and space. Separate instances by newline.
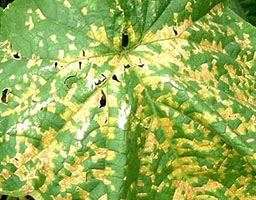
202, 111, 218, 123
113, 36, 121, 49
35, 8, 46, 20
89, 55, 109, 66
50, 80, 57, 94
105, 127, 116, 139
26, 9, 33, 14
126, 21, 136, 44
89, 24, 109, 47
50, 34, 57, 43
58, 49, 65, 60
66, 33, 75, 41
2, 169, 11, 179
23, 74, 29, 83
200, 39, 224, 52
63, 83, 78, 103
39, 40, 44, 47
198, 87, 211, 99
159, 118, 173, 137
106, 151, 116, 161
10, 75, 15, 79
47, 103, 56, 113
99, 194, 107, 200
69, 44, 77, 50
196, 63, 214, 83
25, 16, 34, 30
107, 95, 118, 107
185, 1, 193, 13
81, 7, 88, 16
27, 57, 38, 69
227, 27, 235, 36
15, 84, 22, 91
63, 0, 71, 8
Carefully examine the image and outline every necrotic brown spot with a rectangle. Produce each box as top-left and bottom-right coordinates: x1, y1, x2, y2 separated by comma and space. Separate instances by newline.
13, 52, 21, 59
1, 88, 8, 104
124, 64, 130, 69
173, 28, 178, 36
122, 33, 129, 48
99, 90, 106, 108
112, 74, 120, 82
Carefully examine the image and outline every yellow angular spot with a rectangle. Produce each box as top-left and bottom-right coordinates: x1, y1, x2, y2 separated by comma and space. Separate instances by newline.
35, 8, 46, 20
81, 7, 88, 16
15, 85, 22, 90
58, 49, 65, 60
66, 33, 75, 41
36, 59, 43, 66
50, 34, 57, 43
89, 24, 109, 47
38, 77, 47, 85
23, 74, 29, 83
25, 16, 34, 30
185, 2, 193, 13
69, 44, 77, 50
27, 9, 33, 14
39, 40, 44, 47
99, 194, 107, 200
106, 151, 116, 161
10, 75, 15, 79
2, 169, 11, 179
47, 103, 56, 113
27, 58, 37, 69
63, 0, 71, 8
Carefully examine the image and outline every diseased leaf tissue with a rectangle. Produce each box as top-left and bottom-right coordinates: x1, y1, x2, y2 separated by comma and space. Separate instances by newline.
0, 0, 256, 199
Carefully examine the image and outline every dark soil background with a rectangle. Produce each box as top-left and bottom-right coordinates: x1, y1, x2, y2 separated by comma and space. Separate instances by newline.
0, 0, 15, 8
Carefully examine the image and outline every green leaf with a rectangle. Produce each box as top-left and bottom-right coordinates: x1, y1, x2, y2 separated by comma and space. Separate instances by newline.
0, 0, 256, 199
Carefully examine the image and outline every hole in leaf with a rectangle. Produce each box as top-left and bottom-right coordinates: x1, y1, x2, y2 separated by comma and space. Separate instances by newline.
95, 74, 106, 86
82, 50, 85, 57
138, 64, 144, 68
173, 28, 178, 36
79, 61, 82, 69
1, 88, 8, 104
99, 90, 106, 108
122, 33, 129, 48
0, 0, 15, 9
25, 195, 35, 200
13, 52, 21, 60
0, 195, 8, 200
112, 74, 120, 82
54, 62, 58, 68
124, 64, 130, 69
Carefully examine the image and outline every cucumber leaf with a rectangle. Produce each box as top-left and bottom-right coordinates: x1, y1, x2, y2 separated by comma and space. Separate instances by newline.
0, 0, 256, 199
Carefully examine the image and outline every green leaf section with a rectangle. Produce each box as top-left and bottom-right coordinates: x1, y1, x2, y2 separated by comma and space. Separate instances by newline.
0, 0, 256, 200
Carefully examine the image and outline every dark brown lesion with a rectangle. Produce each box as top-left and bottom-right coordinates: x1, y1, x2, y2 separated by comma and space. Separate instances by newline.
1, 88, 9, 104
12, 52, 21, 60
99, 90, 106, 108
0, 195, 35, 200
122, 32, 129, 48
